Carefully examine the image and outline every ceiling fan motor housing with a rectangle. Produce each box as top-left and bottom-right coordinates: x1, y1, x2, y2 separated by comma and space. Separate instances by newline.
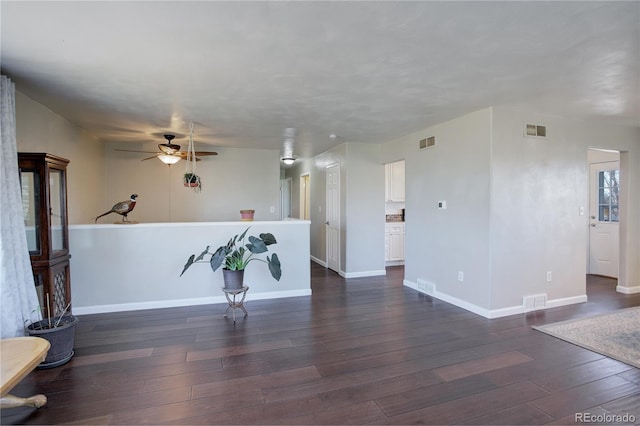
159, 134, 181, 153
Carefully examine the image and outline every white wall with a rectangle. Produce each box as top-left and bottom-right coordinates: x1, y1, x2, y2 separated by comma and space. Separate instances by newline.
382, 109, 493, 310
492, 106, 640, 301
15, 91, 105, 224
619, 149, 640, 293
70, 221, 311, 314
105, 142, 282, 223
379, 106, 639, 317
344, 143, 386, 276
15, 91, 283, 225
299, 142, 386, 277
490, 109, 590, 310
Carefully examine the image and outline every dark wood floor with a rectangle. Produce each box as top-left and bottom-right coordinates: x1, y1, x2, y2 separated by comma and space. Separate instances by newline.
3, 264, 639, 425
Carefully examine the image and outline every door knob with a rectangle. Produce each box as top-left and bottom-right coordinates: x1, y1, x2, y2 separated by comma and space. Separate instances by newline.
325, 221, 330, 225
590, 223, 596, 227
590, 215, 596, 219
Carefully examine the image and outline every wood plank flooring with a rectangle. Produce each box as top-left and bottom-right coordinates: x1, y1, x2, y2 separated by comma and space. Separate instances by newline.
2, 265, 639, 425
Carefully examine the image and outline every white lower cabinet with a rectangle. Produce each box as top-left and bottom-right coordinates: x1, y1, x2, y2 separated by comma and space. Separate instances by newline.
385, 223, 405, 262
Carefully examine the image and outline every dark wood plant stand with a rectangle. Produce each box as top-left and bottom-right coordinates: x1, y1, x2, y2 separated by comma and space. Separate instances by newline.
222, 286, 249, 322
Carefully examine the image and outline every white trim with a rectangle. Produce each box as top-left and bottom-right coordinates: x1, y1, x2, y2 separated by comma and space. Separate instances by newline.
299, 172, 311, 221
73, 289, 312, 315
310, 255, 327, 267
326, 162, 341, 274
342, 269, 386, 279
403, 280, 587, 319
616, 285, 640, 294
69, 220, 311, 230
545, 295, 589, 309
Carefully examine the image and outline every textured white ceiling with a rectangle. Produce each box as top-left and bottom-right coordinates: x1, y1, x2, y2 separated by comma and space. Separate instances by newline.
1, 1, 638, 158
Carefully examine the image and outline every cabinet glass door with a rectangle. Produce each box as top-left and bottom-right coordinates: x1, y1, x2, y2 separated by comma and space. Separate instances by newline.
50, 169, 66, 251
21, 170, 41, 254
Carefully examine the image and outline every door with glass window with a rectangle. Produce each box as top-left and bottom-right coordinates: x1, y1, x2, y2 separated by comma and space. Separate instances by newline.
589, 161, 619, 277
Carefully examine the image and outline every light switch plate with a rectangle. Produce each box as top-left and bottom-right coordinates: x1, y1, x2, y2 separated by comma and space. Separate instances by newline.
438, 200, 447, 209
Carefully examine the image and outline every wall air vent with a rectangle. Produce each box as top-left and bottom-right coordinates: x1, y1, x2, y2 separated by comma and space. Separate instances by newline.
523, 293, 548, 312
419, 136, 436, 150
525, 123, 547, 138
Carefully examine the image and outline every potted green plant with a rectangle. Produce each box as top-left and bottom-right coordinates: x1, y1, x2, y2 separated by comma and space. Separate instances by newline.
183, 172, 201, 189
180, 227, 281, 289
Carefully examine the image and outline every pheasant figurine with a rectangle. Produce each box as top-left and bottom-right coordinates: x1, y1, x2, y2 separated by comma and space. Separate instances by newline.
94, 194, 138, 223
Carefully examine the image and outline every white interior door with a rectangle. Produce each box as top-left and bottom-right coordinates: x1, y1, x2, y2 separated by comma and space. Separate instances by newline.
280, 178, 291, 220
589, 161, 620, 277
326, 164, 340, 273
299, 174, 310, 220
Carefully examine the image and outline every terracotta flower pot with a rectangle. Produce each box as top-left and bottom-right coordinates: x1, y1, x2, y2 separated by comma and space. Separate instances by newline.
240, 209, 255, 221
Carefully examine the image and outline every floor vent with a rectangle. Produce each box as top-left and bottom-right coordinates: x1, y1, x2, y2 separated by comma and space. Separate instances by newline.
417, 278, 435, 295
419, 136, 436, 150
524, 123, 547, 138
523, 293, 547, 312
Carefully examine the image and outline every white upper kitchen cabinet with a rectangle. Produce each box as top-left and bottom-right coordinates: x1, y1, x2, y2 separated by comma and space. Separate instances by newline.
385, 160, 405, 202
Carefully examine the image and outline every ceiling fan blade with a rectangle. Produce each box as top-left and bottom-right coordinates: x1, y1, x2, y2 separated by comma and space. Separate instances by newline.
141, 155, 160, 161
173, 152, 217, 158
158, 144, 181, 154
115, 149, 160, 154
174, 151, 216, 158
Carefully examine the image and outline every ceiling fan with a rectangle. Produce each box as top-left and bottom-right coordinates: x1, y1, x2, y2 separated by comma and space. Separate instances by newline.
115, 134, 218, 165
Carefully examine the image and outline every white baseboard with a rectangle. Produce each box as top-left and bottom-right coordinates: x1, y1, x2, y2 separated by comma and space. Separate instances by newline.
309, 256, 384, 279
343, 269, 386, 278
310, 255, 326, 267
73, 289, 312, 315
616, 285, 640, 294
545, 294, 589, 309
403, 279, 421, 292
403, 280, 587, 319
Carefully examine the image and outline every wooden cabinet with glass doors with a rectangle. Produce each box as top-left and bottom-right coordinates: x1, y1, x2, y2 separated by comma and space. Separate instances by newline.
18, 153, 71, 319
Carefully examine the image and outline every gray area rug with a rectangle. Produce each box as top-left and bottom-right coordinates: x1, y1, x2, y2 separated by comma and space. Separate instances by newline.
533, 307, 640, 368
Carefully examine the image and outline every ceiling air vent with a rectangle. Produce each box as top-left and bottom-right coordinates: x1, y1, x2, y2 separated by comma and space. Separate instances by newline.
525, 123, 547, 138
419, 136, 435, 150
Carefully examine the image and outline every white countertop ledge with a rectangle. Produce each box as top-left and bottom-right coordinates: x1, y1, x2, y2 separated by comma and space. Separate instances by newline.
70, 220, 311, 229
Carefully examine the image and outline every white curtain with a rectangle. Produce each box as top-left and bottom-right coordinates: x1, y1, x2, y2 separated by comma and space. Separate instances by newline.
1, 75, 41, 338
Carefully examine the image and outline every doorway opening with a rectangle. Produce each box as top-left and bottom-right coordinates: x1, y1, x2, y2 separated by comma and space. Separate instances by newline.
587, 149, 620, 279
300, 173, 310, 220
280, 177, 292, 220
384, 160, 405, 267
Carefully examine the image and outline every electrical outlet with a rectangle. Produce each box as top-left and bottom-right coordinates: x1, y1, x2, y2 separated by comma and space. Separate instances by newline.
546, 271, 552, 282
270, 206, 275, 213
458, 271, 464, 282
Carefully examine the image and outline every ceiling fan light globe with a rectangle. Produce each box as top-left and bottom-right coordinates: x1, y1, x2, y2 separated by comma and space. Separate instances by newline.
158, 154, 181, 165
